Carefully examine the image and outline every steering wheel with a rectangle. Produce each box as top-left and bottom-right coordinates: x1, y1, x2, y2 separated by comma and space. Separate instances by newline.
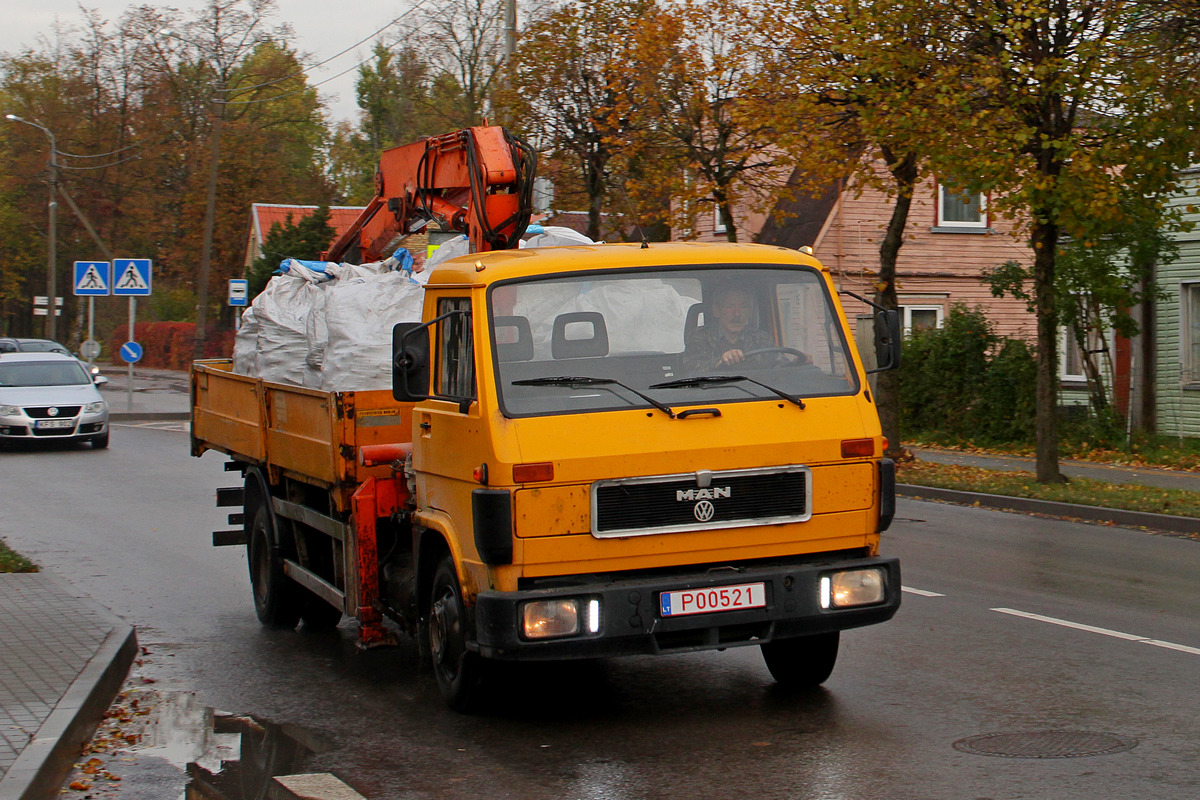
712, 347, 811, 371
742, 347, 810, 362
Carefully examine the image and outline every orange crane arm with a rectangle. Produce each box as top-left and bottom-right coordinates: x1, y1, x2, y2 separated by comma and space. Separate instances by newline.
324, 126, 535, 263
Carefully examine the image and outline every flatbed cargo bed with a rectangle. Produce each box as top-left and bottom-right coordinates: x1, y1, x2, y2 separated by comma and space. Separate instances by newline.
190, 360, 413, 511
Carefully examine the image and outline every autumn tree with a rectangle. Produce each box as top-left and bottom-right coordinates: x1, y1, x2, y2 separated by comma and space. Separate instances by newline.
616, 0, 783, 241
936, 0, 1200, 481
757, 0, 962, 459
503, 0, 651, 241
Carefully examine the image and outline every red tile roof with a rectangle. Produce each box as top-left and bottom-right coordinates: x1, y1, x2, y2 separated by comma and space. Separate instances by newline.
245, 203, 367, 266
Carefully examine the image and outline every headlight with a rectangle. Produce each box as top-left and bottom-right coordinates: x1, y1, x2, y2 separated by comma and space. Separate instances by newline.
820, 568, 885, 609
520, 597, 601, 639
522, 599, 581, 639
84, 401, 107, 414
0, 405, 21, 416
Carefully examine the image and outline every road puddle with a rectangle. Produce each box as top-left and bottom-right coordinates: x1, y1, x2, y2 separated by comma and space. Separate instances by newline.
63, 686, 334, 798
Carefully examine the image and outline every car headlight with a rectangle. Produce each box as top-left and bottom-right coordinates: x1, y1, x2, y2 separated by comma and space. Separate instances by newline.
0, 405, 21, 416
84, 401, 107, 414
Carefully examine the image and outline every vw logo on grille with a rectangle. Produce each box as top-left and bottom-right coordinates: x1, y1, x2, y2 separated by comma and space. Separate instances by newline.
47, 407, 60, 417
693, 500, 715, 522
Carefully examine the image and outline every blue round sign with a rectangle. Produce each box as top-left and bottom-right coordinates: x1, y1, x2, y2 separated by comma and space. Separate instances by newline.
120, 341, 143, 364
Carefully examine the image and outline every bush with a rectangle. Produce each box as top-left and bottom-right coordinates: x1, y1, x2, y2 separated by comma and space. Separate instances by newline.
899, 304, 1037, 445
107, 322, 235, 370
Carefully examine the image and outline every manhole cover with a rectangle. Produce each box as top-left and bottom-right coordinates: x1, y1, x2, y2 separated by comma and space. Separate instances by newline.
953, 730, 1138, 759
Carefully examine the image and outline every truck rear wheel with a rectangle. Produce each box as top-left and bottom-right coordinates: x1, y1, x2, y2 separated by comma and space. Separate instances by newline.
248, 503, 302, 629
760, 631, 839, 687
428, 555, 485, 712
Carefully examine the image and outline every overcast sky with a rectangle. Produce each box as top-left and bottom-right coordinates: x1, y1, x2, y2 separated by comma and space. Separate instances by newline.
4, 1, 407, 123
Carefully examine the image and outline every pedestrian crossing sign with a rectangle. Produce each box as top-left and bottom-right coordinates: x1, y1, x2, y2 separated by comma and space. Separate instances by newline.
112, 258, 152, 296
73, 261, 110, 296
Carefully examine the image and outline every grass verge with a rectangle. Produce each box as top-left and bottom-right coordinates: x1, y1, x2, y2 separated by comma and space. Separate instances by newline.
896, 459, 1200, 518
0, 538, 37, 573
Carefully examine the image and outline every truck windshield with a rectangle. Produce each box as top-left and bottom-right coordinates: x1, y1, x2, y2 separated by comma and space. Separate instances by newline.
489, 265, 859, 417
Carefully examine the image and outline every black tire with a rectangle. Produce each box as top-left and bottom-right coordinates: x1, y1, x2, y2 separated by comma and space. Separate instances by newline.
247, 501, 302, 629
428, 555, 485, 712
90, 430, 109, 449
761, 631, 839, 687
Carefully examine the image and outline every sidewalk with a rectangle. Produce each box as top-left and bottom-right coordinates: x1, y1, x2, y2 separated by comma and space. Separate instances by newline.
0, 575, 136, 800
95, 365, 191, 421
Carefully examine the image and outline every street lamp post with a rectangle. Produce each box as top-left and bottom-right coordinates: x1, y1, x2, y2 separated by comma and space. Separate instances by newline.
5, 114, 58, 341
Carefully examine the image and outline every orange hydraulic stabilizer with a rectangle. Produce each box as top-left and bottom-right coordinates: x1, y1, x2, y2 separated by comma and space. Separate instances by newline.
324, 125, 535, 263
351, 473, 410, 648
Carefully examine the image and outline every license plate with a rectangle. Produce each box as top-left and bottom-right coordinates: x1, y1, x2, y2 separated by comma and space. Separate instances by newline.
660, 582, 766, 617
35, 419, 74, 429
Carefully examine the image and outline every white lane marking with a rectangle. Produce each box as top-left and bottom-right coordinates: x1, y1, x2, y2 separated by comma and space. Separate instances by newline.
993, 608, 1200, 656
902, 586, 945, 597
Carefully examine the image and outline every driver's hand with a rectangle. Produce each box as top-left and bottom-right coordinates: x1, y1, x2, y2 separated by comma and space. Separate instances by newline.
719, 349, 744, 365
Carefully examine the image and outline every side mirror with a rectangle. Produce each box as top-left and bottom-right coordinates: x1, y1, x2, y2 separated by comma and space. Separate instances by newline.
873, 309, 902, 372
392, 322, 430, 401
94, 375, 109, 386
838, 290, 902, 374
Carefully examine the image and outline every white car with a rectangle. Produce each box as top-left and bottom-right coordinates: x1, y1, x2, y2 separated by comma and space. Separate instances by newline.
0, 352, 110, 448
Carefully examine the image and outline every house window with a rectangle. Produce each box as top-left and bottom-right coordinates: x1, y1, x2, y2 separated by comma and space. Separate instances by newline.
437, 297, 475, 400
1184, 283, 1200, 384
937, 184, 987, 229
901, 305, 943, 334
1059, 325, 1111, 383
713, 207, 726, 236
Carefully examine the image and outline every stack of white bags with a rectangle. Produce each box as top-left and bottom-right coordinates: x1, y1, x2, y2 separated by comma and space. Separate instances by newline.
232, 253, 426, 391
231, 227, 594, 392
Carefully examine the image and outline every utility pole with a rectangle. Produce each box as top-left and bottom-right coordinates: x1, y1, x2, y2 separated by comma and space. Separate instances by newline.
193, 82, 225, 360
5, 114, 58, 340
505, 0, 517, 57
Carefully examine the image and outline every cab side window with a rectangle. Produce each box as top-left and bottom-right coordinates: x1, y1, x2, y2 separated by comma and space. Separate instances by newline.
437, 297, 475, 401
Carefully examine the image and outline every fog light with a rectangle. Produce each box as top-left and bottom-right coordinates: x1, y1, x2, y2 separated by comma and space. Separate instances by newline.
522, 599, 580, 639
820, 569, 885, 609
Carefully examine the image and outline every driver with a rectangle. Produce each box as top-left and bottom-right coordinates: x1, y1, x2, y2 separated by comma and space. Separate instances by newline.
684, 285, 798, 372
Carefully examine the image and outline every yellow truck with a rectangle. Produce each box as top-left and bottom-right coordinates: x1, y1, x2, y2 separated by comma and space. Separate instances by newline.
191, 127, 901, 711
192, 239, 902, 711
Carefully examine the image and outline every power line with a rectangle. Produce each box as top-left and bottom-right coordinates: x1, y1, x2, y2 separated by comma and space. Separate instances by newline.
221, 0, 434, 102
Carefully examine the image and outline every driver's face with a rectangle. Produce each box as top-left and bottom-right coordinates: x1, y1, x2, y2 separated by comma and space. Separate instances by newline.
713, 291, 752, 337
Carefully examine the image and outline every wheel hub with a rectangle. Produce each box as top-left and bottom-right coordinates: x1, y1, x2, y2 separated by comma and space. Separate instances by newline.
430, 596, 449, 666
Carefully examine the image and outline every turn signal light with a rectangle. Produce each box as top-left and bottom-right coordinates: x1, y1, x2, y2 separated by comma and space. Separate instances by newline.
513, 462, 554, 483
841, 438, 874, 458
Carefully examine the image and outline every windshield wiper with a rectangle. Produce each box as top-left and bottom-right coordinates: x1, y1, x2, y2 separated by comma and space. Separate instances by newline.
649, 375, 805, 410
512, 376, 676, 418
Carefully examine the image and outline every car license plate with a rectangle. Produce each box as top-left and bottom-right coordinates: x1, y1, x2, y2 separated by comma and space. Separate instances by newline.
35, 419, 74, 429
659, 582, 766, 617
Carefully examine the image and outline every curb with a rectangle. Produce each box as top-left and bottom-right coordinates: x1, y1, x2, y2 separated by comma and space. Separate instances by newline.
108, 412, 191, 422
898, 483, 1200, 536
0, 620, 137, 800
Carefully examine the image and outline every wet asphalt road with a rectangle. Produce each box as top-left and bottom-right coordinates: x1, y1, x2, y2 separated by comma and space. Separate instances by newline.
4, 425, 1200, 798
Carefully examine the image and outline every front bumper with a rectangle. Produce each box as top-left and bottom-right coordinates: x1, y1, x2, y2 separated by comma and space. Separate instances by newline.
0, 410, 108, 440
473, 555, 900, 660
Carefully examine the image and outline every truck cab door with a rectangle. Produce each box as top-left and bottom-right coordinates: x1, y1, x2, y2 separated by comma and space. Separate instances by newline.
412, 297, 487, 553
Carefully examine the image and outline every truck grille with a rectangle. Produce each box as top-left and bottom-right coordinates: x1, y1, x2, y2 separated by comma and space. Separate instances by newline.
592, 466, 811, 538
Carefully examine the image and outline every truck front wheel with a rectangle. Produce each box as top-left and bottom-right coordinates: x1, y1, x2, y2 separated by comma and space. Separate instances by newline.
248, 504, 302, 629
428, 556, 485, 712
760, 631, 839, 687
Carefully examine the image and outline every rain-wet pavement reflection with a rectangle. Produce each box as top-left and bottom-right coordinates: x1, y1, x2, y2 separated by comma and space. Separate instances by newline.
61, 687, 334, 799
